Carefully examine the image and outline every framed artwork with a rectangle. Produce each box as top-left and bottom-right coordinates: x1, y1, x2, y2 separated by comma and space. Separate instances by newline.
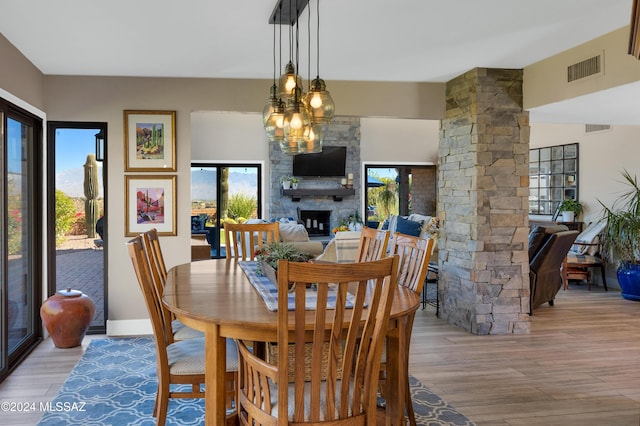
125, 175, 177, 236
124, 110, 176, 171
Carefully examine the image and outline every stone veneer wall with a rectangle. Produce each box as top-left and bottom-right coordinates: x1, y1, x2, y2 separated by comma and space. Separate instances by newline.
438, 68, 530, 335
410, 167, 437, 216
269, 116, 362, 229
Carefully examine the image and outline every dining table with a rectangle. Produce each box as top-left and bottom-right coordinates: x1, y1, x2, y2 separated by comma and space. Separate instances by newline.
162, 258, 420, 425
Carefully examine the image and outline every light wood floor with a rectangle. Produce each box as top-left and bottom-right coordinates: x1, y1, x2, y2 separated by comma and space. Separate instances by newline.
1, 284, 640, 425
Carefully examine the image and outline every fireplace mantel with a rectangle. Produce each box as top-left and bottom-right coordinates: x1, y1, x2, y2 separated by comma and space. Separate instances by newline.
281, 187, 355, 202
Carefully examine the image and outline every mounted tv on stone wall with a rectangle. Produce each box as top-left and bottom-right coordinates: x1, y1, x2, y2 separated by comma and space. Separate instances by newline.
292, 146, 347, 177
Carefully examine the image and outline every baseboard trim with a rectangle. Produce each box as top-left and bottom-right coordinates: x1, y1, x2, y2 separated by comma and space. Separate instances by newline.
106, 319, 152, 336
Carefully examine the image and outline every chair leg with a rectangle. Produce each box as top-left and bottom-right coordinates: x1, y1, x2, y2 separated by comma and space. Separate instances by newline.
405, 381, 416, 426
153, 385, 160, 417
156, 385, 169, 426
600, 266, 608, 291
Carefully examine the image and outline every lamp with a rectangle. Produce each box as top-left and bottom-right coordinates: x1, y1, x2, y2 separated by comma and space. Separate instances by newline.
95, 130, 104, 162
264, 0, 334, 155
281, 87, 311, 154
278, 0, 303, 102
263, 10, 286, 143
302, 0, 334, 126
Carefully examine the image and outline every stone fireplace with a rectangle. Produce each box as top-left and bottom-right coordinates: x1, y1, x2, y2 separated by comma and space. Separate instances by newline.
269, 116, 362, 231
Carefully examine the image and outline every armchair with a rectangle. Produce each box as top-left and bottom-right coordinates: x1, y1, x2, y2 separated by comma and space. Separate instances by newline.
529, 225, 579, 312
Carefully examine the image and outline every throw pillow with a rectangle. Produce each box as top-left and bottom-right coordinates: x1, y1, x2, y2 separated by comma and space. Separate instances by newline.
279, 223, 310, 242
191, 215, 205, 233
395, 216, 422, 237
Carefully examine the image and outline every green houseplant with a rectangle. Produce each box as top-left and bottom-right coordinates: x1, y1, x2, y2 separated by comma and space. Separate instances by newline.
558, 198, 583, 222
599, 170, 640, 300
289, 177, 299, 189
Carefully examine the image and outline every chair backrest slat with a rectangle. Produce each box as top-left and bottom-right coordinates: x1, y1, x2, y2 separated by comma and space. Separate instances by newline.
126, 236, 170, 364
355, 226, 390, 262
141, 228, 176, 340
389, 232, 434, 295
276, 256, 399, 422
224, 222, 280, 260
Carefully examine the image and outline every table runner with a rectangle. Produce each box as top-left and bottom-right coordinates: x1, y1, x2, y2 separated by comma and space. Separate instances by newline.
238, 261, 355, 311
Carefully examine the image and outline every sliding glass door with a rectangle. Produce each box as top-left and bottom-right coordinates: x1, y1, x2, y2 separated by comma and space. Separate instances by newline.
0, 99, 43, 382
191, 164, 262, 258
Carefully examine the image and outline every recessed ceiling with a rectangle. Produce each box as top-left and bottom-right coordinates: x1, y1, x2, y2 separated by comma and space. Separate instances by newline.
0, 0, 637, 124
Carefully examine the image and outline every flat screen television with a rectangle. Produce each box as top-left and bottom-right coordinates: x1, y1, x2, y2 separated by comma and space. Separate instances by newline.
292, 146, 347, 177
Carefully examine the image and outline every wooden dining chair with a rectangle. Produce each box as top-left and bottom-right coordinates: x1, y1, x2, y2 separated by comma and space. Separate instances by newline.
379, 232, 434, 426
236, 256, 399, 425
141, 229, 203, 344
355, 226, 390, 262
224, 222, 280, 260
127, 235, 239, 425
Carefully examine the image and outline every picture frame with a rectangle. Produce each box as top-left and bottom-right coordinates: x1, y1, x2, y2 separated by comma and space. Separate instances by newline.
124, 110, 176, 171
125, 175, 177, 236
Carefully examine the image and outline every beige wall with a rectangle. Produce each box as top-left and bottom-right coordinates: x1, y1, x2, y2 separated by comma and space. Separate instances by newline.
524, 26, 640, 110
0, 33, 44, 109
360, 117, 440, 163
530, 122, 640, 288
530, 123, 640, 222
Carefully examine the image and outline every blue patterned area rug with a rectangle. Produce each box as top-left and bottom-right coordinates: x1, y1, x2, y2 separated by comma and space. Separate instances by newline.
37, 337, 474, 426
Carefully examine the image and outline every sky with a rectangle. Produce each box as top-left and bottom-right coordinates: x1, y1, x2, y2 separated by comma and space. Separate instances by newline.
55, 128, 100, 173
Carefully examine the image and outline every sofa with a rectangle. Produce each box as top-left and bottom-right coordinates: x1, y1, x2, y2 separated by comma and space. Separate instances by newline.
245, 218, 325, 256
315, 213, 438, 263
528, 224, 579, 312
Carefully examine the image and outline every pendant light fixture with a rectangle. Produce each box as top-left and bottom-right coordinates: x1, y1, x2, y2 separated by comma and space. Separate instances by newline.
303, 0, 334, 126
278, 0, 302, 103
263, 6, 285, 144
265, 0, 334, 155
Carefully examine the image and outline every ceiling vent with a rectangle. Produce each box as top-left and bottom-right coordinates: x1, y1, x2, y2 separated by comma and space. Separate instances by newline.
585, 124, 611, 133
567, 53, 603, 82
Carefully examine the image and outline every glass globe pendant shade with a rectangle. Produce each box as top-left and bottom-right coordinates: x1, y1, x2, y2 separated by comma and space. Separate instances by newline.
279, 62, 302, 102
301, 122, 323, 153
262, 84, 281, 126
264, 100, 285, 144
303, 76, 335, 125
282, 97, 311, 155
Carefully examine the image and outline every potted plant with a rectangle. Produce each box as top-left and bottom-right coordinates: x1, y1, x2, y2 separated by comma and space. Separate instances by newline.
599, 170, 640, 300
280, 176, 293, 190
290, 177, 299, 190
255, 242, 315, 290
347, 210, 364, 231
558, 198, 583, 222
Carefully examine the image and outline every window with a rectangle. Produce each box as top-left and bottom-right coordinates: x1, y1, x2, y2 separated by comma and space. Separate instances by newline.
191, 164, 262, 258
529, 143, 578, 215
364, 164, 436, 227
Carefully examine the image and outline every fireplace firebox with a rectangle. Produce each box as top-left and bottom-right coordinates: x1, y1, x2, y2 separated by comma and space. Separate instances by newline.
298, 209, 331, 237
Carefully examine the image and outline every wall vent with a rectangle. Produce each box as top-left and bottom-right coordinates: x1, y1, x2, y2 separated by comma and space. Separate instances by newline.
585, 124, 611, 133
567, 54, 602, 82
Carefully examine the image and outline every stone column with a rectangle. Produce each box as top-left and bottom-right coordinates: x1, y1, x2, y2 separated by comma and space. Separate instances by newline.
438, 68, 530, 335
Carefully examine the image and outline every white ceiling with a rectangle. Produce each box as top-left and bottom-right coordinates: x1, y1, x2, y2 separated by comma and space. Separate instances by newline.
1, 0, 638, 124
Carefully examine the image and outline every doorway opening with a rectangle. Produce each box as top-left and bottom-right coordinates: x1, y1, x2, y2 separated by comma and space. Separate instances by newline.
364, 164, 436, 227
47, 122, 107, 334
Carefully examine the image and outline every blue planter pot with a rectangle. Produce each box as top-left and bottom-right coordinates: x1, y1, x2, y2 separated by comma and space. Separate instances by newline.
617, 262, 640, 301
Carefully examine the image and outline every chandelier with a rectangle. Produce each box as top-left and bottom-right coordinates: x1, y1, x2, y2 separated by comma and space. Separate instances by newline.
263, 0, 335, 155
